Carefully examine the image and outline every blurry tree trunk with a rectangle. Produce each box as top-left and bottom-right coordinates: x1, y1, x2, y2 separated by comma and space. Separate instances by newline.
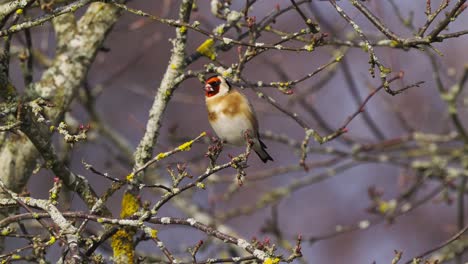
0, 1, 122, 253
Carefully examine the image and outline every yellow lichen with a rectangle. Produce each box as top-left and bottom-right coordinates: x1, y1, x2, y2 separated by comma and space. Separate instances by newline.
179, 26, 187, 33
156, 132, 205, 161
196, 38, 216, 60
111, 229, 134, 263
120, 192, 139, 218
178, 140, 194, 151
378, 200, 396, 214
361, 44, 369, 52
264, 257, 281, 264
150, 229, 158, 238
222, 70, 232, 78
379, 66, 392, 74
335, 54, 344, 62
378, 201, 389, 214
389, 40, 399, 47
112, 192, 140, 263
46, 236, 56, 245
126, 173, 134, 182
216, 26, 225, 35
1, 228, 11, 236
15, 9, 23, 15
156, 152, 168, 160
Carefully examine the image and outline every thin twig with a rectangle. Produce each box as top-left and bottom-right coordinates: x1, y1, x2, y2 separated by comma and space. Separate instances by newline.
404, 224, 468, 264
290, 0, 319, 33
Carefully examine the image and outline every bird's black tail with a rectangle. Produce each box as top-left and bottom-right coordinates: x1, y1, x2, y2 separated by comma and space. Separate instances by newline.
255, 139, 273, 163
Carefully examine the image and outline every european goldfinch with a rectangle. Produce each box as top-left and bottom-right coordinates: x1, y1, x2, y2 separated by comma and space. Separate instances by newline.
204, 75, 273, 163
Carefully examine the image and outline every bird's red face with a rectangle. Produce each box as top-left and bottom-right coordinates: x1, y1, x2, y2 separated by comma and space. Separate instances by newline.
204, 76, 221, 97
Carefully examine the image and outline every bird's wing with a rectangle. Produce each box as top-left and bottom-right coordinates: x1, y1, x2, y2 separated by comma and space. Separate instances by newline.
232, 89, 259, 135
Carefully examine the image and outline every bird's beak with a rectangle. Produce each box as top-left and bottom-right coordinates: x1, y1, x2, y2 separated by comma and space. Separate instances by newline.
204, 84, 214, 92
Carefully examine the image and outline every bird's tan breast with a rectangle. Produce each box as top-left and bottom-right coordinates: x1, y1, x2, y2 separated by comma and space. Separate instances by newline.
207, 91, 255, 122
206, 90, 258, 145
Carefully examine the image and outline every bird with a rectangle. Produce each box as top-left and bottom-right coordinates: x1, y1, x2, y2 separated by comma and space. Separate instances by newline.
204, 75, 273, 163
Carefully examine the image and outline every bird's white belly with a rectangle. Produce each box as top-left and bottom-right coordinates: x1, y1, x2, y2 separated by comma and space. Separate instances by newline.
211, 113, 253, 146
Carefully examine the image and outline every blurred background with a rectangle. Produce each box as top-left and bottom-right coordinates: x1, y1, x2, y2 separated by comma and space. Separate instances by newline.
5, 0, 468, 263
